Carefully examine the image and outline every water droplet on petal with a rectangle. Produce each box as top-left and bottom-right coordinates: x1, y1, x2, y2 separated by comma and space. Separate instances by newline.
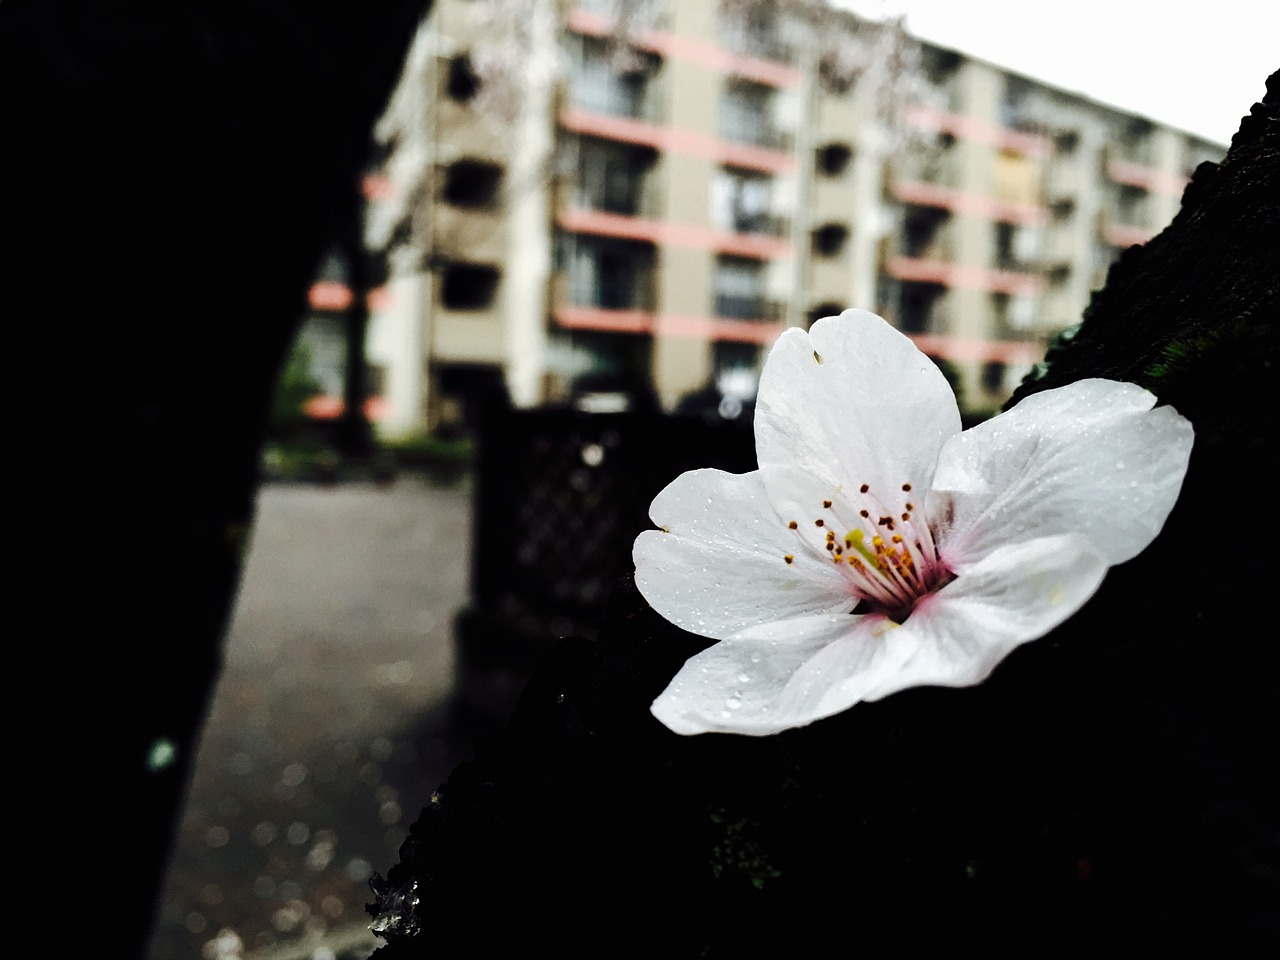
725, 696, 743, 710
737, 673, 752, 684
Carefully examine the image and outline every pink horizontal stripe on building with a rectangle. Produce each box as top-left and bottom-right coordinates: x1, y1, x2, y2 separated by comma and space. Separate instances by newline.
906, 104, 1050, 157
1104, 159, 1188, 196
892, 179, 1046, 225
303, 394, 389, 422
656, 314, 788, 343
361, 174, 395, 201
566, 7, 799, 89
555, 306, 654, 335
1102, 222, 1156, 247
887, 256, 1046, 295
557, 207, 790, 259
308, 281, 354, 311
307, 282, 393, 312
554, 306, 1039, 363
560, 108, 795, 174
553, 307, 786, 344
907, 333, 1043, 365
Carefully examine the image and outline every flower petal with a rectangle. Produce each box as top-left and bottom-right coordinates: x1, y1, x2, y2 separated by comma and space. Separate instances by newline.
927, 379, 1193, 568
860, 535, 1109, 702
634, 468, 851, 640
755, 310, 962, 506
650, 612, 919, 736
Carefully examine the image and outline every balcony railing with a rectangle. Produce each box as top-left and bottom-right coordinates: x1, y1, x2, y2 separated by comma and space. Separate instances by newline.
714, 294, 780, 321
719, 121, 788, 151
727, 210, 787, 236
571, 77, 648, 120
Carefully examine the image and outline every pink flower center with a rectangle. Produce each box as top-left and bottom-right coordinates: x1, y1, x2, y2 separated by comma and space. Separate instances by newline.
782, 481, 952, 622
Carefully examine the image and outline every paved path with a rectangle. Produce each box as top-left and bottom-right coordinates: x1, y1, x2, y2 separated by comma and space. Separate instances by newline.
148, 478, 476, 959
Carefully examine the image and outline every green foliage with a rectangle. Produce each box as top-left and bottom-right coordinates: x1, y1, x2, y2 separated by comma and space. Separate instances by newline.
1142, 319, 1256, 386
271, 338, 323, 431
384, 432, 475, 467
708, 809, 781, 890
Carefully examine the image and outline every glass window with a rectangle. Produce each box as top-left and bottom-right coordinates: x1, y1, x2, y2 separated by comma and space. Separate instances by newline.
711, 168, 773, 233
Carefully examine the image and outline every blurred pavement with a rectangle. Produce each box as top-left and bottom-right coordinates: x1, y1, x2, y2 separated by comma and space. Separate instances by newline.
148, 477, 477, 959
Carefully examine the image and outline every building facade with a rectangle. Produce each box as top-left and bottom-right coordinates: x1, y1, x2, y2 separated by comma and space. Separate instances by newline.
303, 0, 1224, 435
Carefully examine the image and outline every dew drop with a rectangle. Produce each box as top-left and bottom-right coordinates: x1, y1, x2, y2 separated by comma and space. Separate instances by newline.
737, 673, 752, 684
749, 653, 761, 663
725, 696, 743, 711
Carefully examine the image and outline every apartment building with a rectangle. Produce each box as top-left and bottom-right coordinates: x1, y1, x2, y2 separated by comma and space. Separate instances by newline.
301, 0, 1224, 435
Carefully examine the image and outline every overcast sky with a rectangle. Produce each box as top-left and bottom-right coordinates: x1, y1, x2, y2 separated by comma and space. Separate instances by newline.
837, 0, 1277, 146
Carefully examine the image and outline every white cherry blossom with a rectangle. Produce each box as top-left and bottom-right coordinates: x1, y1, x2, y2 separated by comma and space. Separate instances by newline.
635, 309, 1194, 736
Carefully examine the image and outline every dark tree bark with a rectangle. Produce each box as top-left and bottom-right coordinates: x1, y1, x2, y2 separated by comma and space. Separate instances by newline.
370, 73, 1279, 955
2, 2, 430, 954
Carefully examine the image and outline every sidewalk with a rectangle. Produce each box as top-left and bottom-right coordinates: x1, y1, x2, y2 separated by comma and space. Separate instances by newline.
148, 478, 477, 959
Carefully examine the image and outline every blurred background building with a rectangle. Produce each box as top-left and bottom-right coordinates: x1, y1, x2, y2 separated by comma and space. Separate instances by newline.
297, 0, 1224, 434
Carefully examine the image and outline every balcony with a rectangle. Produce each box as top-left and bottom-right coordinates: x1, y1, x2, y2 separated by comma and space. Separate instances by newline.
1103, 146, 1187, 196
1098, 213, 1156, 248
713, 294, 782, 322
889, 154, 1044, 226
712, 167, 787, 238
905, 103, 1050, 157
713, 253, 775, 322
719, 9, 791, 63
720, 80, 786, 150
561, 235, 656, 312
569, 138, 658, 217
568, 35, 661, 123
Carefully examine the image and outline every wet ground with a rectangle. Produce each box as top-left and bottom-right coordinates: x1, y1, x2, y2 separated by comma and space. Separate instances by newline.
148, 478, 480, 960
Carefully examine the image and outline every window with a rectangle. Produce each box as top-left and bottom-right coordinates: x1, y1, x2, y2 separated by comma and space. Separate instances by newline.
564, 235, 654, 310
811, 223, 849, 257
815, 142, 853, 177
1117, 183, 1148, 224
807, 301, 844, 328
714, 257, 767, 320
568, 36, 657, 119
1050, 197, 1075, 220
897, 281, 944, 334
446, 55, 481, 102
575, 138, 653, 215
711, 168, 773, 234
994, 222, 1017, 269
720, 81, 776, 148
921, 46, 961, 86
901, 205, 949, 258
1000, 76, 1034, 132
818, 49, 858, 95
442, 160, 503, 207
719, 4, 788, 60
982, 361, 1007, 393
441, 263, 500, 310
